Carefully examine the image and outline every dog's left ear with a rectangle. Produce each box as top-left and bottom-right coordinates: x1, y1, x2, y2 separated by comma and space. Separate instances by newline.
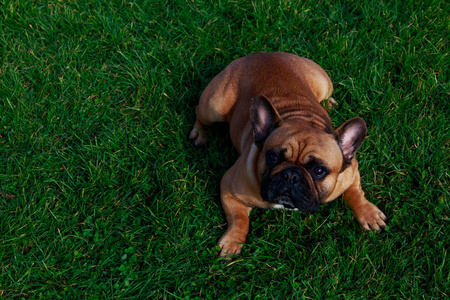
250, 95, 283, 149
335, 117, 367, 165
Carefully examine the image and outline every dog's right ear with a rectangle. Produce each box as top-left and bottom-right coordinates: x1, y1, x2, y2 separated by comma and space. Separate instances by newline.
250, 95, 283, 149
335, 117, 367, 165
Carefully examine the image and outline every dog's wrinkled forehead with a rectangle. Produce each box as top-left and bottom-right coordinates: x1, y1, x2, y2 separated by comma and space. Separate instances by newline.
263, 126, 343, 169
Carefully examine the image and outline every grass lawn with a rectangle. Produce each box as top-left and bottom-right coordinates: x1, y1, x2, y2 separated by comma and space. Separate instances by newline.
1, 0, 449, 298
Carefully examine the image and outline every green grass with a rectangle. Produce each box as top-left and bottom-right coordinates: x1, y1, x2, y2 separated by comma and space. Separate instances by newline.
0, 0, 449, 298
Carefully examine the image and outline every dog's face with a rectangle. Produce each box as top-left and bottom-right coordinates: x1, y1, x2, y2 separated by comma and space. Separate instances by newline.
251, 95, 367, 214
258, 126, 345, 213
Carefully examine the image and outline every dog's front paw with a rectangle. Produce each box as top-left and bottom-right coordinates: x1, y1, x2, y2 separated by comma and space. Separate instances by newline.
218, 233, 245, 259
353, 202, 387, 231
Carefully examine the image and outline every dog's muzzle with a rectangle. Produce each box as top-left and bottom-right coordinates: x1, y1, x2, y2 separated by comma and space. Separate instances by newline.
261, 166, 320, 214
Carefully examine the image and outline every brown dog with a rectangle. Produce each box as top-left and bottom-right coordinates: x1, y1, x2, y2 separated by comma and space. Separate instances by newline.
189, 52, 386, 258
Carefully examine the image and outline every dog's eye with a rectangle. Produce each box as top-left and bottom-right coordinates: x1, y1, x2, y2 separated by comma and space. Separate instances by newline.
266, 151, 279, 165
311, 166, 327, 179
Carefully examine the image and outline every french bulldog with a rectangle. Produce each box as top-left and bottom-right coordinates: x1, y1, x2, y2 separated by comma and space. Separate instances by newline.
189, 52, 386, 258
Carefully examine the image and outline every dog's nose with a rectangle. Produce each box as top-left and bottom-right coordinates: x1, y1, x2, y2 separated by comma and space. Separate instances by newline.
282, 168, 301, 184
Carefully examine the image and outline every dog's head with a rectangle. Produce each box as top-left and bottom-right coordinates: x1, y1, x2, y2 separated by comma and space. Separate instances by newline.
251, 95, 366, 213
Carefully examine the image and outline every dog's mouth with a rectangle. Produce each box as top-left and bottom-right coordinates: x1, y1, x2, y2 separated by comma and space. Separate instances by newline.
273, 195, 297, 209
270, 195, 319, 214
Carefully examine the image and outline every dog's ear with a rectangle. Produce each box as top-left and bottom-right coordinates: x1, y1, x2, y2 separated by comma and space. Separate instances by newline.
335, 117, 367, 165
250, 95, 283, 149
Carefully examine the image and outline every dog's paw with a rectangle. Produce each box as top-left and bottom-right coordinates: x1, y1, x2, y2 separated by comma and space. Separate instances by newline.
188, 127, 207, 147
354, 202, 387, 231
325, 97, 338, 110
218, 234, 245, 260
